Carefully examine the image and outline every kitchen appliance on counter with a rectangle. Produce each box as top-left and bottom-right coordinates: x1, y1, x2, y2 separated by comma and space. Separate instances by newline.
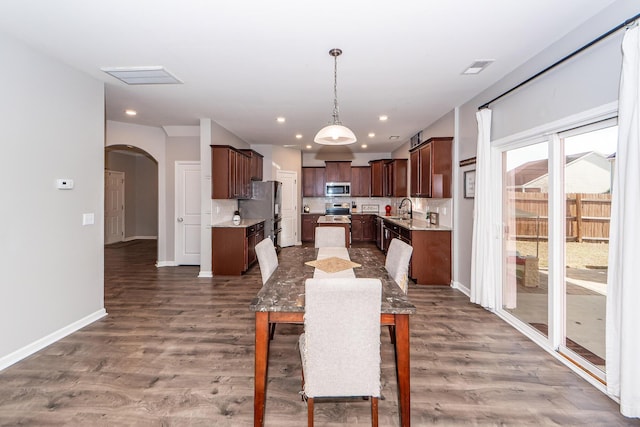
238, 180, 282, 249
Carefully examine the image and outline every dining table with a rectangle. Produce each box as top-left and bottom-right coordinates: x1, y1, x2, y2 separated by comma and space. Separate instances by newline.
249, 245, 416, 426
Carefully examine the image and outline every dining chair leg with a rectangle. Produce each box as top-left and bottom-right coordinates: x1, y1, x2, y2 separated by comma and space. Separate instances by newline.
269, 323, 276, 340
388, 325, 396, 344
307, 397, 314, 427
371, 396, 378, 427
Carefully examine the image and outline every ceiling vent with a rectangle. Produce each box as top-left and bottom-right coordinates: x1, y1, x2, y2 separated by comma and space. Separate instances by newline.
101, 66, 183, 85
462, 60, 494, 75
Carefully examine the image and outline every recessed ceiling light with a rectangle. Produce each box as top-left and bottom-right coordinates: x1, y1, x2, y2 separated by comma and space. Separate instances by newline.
389, 136, 400, 140
306, 145, 312, 149
462, 60, 494, 75
101, 66, 182, 85
276, 117, 286, 123
368, 132, 375, 138
125, 109, 137, 116
379, 115, 388, 121
295, 134, 303, 139
361, 144, 368, 148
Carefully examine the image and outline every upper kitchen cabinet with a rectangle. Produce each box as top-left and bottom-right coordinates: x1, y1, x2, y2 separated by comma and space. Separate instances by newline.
409, 137, 452, 198
383, 159, 408, 197
241, 149, 264, 181
325, 161, 351, 182
211, 145, 251, 199
369, 159, 388, 197
302, 167, 326, 197
350, 166, 371, 197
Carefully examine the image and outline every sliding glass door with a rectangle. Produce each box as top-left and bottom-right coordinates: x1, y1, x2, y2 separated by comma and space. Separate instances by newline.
500, 121, 616, 380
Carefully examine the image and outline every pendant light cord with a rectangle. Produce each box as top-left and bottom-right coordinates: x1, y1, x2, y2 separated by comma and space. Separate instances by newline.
332, 52, 342, 125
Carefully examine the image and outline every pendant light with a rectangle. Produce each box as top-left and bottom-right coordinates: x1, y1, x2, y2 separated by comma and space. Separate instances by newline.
314, 48, 357, 145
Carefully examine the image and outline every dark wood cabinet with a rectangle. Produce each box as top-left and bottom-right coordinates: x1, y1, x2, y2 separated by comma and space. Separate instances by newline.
383, 159, 408, 197
301, 214, 321, 242
212, 221, 264, 275
411, 230, 451, 285
410, 137, 452, 198
211, 145, 251, 199
350, 166, 371, 197
241, 149, 264, 181
302, 167, 326, 197
369, 159, 388, 197
325, 161, 351, 182
352, 214, 376, 242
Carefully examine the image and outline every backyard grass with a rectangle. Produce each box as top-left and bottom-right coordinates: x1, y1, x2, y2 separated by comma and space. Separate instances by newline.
516, 240, 609, 269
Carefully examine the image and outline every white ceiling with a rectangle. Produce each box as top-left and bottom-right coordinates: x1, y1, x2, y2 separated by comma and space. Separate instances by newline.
0, 0, 619, 153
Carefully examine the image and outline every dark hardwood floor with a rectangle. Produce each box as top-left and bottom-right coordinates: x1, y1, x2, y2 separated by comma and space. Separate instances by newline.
0, 239, 637, 426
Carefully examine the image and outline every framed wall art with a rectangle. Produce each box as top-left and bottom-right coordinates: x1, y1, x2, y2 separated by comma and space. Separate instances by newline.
464, 170, 476, 199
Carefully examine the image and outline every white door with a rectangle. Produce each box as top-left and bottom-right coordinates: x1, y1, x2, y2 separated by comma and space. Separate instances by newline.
175, 161, 201, 265
105, 170, 125, 244
277, 170, 297, 247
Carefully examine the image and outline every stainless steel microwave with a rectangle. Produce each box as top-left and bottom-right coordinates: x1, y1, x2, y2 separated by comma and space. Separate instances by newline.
325, 182, 351, 197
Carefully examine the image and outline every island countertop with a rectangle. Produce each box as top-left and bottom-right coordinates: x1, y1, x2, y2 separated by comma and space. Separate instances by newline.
317, 215, 351, 224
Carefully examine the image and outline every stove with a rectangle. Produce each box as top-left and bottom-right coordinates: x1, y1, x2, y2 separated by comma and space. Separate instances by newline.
325, 202, 351, 216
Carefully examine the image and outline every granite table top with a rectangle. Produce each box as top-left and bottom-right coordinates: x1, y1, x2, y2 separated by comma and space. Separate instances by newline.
249, 246, 416, 315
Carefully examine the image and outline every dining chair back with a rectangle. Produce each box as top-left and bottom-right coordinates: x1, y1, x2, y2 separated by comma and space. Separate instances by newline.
299, 278, 382, 426
314, 227, 346, 248
385, 238, 413, 294
255, 238, 278, 285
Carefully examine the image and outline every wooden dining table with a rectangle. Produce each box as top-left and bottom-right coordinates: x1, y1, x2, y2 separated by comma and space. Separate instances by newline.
249, 245, 416, 426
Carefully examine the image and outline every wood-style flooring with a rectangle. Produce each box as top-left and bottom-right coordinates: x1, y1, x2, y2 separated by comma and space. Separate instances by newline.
0, 240, 637, 426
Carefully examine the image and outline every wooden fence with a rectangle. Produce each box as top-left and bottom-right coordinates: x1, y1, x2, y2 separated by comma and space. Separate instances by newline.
513, 193, 611, 242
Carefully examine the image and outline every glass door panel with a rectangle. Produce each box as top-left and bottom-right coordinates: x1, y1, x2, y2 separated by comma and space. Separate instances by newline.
561, 125, 617, 372
503, 142, 549, 336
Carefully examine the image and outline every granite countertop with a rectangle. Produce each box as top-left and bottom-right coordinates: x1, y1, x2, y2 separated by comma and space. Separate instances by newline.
317, 215, 351, 224
378, 215, 451, 231
249, 246, 416, 315
212, 218, 265, 228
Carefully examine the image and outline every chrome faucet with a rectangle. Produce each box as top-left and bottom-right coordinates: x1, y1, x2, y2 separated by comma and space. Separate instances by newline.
399, 198, 413, 219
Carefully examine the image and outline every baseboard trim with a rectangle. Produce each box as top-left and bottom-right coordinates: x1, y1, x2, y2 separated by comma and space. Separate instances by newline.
124, 236, 157, 241
156, 261, 178, 267
451, 280, 470, 297
198, 271, 213, 278
0, 308, 107, 372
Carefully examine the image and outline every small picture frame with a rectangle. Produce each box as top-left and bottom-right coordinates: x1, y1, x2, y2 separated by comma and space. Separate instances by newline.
464, 170, 476, 199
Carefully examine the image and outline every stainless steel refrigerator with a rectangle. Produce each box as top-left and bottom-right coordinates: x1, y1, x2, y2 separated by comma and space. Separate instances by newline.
238, 181, 282, 249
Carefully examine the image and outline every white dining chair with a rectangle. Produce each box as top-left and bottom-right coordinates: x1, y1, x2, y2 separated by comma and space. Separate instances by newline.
385, 238, 413, 294
255, 238, 278, 339
255, 238, 278, 285
299, 278, 382, 427
314, 227, 346, 248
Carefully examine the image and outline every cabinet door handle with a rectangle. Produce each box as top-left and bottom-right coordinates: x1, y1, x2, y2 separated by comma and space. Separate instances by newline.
177, 217, 184, 222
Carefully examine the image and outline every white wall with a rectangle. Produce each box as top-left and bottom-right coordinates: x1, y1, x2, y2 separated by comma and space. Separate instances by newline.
0, 33, 105, 369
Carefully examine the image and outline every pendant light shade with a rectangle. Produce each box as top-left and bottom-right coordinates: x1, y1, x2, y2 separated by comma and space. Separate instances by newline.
314, 48, 357, 145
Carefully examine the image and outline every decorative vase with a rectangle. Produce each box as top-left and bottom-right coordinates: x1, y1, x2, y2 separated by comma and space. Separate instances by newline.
232, 211, 241, 225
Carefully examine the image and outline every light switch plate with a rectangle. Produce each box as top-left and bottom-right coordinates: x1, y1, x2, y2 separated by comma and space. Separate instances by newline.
82, 213, 94, 225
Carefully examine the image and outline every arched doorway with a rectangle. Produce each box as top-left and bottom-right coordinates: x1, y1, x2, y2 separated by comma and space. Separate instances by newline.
105, 145, 158, 246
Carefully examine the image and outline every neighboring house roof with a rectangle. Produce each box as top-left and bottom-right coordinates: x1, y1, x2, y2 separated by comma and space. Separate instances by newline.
507, 151, 613, 192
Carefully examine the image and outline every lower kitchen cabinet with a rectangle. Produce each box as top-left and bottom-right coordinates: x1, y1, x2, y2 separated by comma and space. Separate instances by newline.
212, 221, 264, 275
351, 214, 376, 242
301, 214, 321, 242
411, 230, 451, 285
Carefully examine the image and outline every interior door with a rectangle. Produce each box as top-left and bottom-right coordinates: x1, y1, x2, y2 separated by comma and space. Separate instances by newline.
105, 170, 125, 244
276, 170, 297, 247
175, 161, 201, 265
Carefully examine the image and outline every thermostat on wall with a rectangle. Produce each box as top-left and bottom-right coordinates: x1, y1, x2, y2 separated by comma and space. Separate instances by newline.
56, 179, 74, 189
